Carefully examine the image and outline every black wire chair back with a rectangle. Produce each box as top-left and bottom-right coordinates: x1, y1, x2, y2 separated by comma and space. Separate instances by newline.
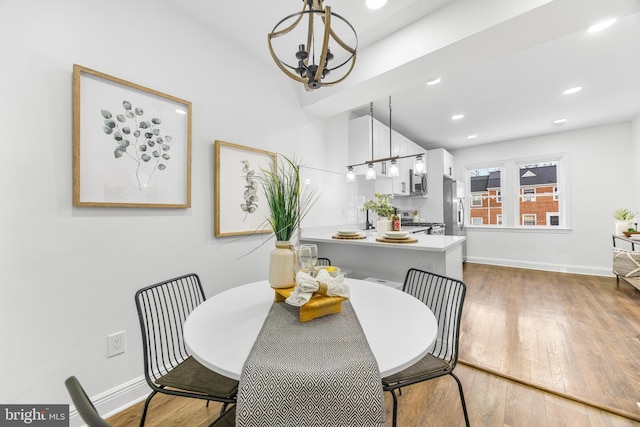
317, 257, 332, 266
402, 268, 466, 366
134, 273, 237, 426
135, 273, 205, 383
382, 268, 469, 427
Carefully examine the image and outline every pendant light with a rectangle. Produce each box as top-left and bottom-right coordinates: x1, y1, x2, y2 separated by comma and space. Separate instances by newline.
267, 0, 358, 91
414, 154, 425, 174
345, 97, 425, 180
365, 163, 376, 180
365, 102, 376, 180
346, 166, 356, 182
388, 96, 399, 177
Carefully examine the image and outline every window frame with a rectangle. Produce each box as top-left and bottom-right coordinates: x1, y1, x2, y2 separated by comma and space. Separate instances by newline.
463, 153, 568, 230
522, 214, 536, 226
522, 187, 536, 202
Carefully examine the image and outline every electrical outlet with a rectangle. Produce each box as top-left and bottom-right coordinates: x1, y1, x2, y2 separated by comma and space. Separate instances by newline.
107, 331, 125, 357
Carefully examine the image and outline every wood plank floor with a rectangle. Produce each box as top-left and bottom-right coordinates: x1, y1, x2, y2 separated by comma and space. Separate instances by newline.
109, 263, 640, 426
459, 263, 640, 422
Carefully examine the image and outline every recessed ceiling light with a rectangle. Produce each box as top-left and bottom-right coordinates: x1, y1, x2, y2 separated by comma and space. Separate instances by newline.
426, 78, 441, 86
452, 114, 464, 120
553, 118, 568, 125
588, 18, 617, 33
175, 109, 187, 115
563, 86, 582, 95
467, 134, 478, 140
366, 0, 387, 10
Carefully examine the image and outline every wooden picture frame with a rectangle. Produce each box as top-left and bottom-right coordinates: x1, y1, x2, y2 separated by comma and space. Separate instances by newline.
214, 140, 276, 237
73, 64, 191, 208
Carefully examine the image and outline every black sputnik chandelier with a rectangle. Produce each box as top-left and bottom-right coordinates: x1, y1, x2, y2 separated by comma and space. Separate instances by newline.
268, 0, 358, 91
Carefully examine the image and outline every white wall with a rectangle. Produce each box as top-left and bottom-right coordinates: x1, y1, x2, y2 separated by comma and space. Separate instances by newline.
0, 0, 351, 420
631, 116, 640, 211
451, 122, 635, 275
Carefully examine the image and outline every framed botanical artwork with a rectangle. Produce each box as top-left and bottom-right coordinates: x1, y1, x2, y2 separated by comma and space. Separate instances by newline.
214, 140, 276, 237
73, 64, 191, 208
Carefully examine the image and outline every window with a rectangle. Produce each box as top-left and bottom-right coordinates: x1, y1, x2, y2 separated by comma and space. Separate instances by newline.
465, 157, 565, 228
468, 167, 502, 226
522, 188, 535, 202
523, 214, 536, 226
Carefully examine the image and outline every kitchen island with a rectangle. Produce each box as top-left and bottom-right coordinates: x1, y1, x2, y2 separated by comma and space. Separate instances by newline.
300, 226, 466, 282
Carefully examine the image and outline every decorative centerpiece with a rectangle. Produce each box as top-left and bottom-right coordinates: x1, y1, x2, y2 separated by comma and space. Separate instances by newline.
260, 156, 317, 288
363, 192, 395, 237
614, 208, 636, 237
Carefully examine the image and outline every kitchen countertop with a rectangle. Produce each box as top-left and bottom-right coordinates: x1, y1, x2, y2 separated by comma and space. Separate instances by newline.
300, 227, 465, 252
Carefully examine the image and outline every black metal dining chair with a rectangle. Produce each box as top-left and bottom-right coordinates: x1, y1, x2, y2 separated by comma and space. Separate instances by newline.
317, 257, 332, 266
65, 376, 112, 427
134, 273, 238, 426
382, 268, 470, 427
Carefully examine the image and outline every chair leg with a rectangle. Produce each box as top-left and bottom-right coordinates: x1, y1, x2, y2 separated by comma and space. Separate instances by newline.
388, 389, 399, 427
219, 403, 229, 417
450, 372, 470, 427
139, 390, 157, 427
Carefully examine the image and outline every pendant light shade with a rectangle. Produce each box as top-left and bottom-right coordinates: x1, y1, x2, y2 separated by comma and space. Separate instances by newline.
346, 166, 356, 182
268, 0, 358, 91
365, 163, 377, 180
414, 155, 425, 174
389, 159, 399, 177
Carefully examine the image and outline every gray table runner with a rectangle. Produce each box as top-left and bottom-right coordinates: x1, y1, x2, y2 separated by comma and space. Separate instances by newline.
237, 300, 386, 427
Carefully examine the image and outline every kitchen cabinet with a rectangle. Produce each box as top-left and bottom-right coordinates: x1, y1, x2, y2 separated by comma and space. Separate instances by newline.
349, 116, 422, 197
422, 148, 455, 223
348, 115, 385, 167
428, 147, 455, 180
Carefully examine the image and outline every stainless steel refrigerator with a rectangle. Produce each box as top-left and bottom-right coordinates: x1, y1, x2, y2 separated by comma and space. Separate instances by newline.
443, 177, 466, 261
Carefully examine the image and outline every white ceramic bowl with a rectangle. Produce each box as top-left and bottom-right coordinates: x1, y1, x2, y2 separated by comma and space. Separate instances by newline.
337, 230, 360, 235
384, 231, 410, 239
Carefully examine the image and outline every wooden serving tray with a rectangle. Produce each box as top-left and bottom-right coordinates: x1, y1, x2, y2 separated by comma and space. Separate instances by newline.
332, 234, 366, 240
376, 237, 418, 244
273, 286, 346, 322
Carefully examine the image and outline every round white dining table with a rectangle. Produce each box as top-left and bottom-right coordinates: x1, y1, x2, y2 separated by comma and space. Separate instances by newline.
184, 278, 437, 380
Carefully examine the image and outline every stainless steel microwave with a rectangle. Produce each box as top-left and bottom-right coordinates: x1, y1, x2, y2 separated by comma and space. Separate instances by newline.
409, 170, 428, 197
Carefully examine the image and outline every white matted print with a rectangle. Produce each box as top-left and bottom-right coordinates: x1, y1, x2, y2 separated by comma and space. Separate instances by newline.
73, 64, 191, 208
215, 140, 276, 237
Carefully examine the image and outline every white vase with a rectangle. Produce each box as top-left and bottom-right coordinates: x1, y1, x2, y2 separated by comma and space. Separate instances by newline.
377, 218, 391, 237
615, 220, 635, 236
269, 240, 297, 288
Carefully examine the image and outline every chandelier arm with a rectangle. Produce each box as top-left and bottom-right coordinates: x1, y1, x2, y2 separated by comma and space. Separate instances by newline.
306, 8, 314, 65
268, 2, 308, 39
317, 52, 357, 86
313, 6, 332, 83
323, 12, 357, 55
267, 36, 309, 84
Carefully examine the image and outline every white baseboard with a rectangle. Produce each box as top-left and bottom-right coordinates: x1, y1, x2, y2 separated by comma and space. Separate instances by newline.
466, 256, 614, 277
69, 376, 150, 427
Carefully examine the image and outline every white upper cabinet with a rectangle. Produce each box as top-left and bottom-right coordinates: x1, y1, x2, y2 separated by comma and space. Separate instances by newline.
348, 115, 385, 166
428, 147, 455, 180
349, 116, 421, 196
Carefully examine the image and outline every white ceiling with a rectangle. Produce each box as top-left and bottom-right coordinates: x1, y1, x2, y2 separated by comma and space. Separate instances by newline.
162, 0, 640, 151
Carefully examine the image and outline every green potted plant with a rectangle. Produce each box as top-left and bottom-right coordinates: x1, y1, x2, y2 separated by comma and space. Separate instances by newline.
364, 192, 395, 236
614, 208, 636, 236
260, 155, 318, 287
